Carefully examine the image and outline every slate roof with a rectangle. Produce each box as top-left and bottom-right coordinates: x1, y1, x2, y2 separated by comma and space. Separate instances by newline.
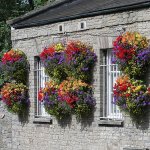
8, 0, 150, 29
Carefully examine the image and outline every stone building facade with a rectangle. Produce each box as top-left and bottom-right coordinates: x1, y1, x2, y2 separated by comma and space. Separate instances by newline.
0, 0, 150, 149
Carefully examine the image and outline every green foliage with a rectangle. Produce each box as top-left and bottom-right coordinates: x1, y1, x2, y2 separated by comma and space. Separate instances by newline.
0, 23, 11, 51
7, 100, 29, 114
1, 49, 29, 84
0, 0, 31, 22
0, 0, 52, 88
74, 104, 91, 120
45, 102, 71, 120
65, 54, 95, 83
2, 61, 29, 84
45, 64, 68, 84
33, 0, 52, 7
1, 82, 29, 113
0, 48, 9, 88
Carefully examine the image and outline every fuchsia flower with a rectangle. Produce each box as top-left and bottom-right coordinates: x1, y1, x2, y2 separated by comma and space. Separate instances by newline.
2, 49, 23, 64
40, 47, 55, 60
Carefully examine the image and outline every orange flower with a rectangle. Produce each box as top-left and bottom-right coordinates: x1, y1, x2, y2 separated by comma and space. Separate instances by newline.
116, 75, 130, 85
58, 77, 89, 96
38, 89, 44, 102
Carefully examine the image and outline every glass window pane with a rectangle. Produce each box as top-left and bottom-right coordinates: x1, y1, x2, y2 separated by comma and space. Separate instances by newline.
100, 49, 122, 119
35, 59, 50, 117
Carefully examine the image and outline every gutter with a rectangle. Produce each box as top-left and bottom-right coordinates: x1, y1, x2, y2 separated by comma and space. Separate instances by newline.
10, 1, 150, 29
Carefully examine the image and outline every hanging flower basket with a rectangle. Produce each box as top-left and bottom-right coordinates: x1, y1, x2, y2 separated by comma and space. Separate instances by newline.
58, 77, 96, 119
113, 32, 150, 78
0, 49, 29, 84
38, 78, 95, 119
40, 43, 67, 83
0, 83, 29, 113
113, 75, 150, 117
38, 80, 71, 119
65, 41, 97, 83
39, 40, 97, 120
113, 32, 150, 119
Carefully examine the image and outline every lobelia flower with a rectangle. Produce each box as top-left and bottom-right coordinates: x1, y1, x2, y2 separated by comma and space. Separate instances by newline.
38, 41, 97, 119
0, 49, 29, 84
58, 77, 95, 117
65, 41, 97, 83
113, 75, 150, 116
0, 83, 29, 113
38, 80, 71, 119
40, 43, 67, 83
112, 32, 149, 78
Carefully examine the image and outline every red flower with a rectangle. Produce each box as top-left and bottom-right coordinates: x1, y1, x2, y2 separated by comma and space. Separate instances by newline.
46, 47, 55, 56
38, 89, 44, 102
125, 93, 130, 97
113, 90, 119, 96
118, 51, 125, 59
62, 94, 79, 108
40, 47, 55, 60
66, 41, 80, 53
2, 53, 12, 63
119, 84, 128, 91
65, 41, 81, 61
6, 100, 12, 106
1, 50, 23, 64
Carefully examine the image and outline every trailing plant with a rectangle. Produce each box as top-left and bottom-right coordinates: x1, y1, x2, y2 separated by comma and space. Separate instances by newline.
0, 49, 29, 84
39, 41, 97, 120
113, 32, 150, 78
113, 75, 150, 117
38, 80, 71, 119
58, 77, 96, 119
0, 83, 29, 113
113, 32, 150, 119
40, 43, 67, 83
65, 41, 97, 83
38, 78, 95, 119
40, 41, 97, 83
0, 49, 29, 115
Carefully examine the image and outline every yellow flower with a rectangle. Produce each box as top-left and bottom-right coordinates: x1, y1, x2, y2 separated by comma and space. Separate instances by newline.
54, 43, 65, 52
133, 85, 142, 92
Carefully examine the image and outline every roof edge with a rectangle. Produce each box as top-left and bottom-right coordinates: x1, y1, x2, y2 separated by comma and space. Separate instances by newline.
7, 0, 70, 25
11, 1, 150, 29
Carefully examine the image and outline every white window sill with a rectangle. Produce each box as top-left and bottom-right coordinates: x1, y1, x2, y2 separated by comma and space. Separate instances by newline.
33, 116, 52, 124
99, 117, 123, 127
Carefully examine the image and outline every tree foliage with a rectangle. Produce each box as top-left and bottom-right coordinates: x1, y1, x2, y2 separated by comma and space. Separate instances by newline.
0, 0, 50, 87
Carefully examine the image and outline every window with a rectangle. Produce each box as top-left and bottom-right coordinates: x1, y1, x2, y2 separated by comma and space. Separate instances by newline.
78, 21, 86, 30
59, 25, 63, 32
58, 24, 64, 33
34, 57, 49, 117
100, 49, 122, 119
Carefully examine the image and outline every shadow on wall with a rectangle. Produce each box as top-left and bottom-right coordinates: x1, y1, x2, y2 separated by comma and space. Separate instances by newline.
18, 72, 30, 126
18, 106, 30, 125
134, 107, 150, 130
57, 108, 95, 129
135, 66, 150, 130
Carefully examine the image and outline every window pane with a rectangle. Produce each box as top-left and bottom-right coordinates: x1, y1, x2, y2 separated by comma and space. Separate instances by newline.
35, 59, 50, 117
100, 49, 123, 119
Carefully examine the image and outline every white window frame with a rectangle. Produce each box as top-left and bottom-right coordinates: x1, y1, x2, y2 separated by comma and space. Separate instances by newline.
34, 58, 50, 117
100, 49, 123, 119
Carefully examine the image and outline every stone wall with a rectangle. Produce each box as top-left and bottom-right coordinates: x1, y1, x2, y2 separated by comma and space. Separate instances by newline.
0, 103, 12, 150
0, 7, 150, 150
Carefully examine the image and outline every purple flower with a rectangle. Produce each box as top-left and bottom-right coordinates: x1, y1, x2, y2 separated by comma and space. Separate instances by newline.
111, 57, 117, 64
82, 67, 89, 71
137, 48, 150, 66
